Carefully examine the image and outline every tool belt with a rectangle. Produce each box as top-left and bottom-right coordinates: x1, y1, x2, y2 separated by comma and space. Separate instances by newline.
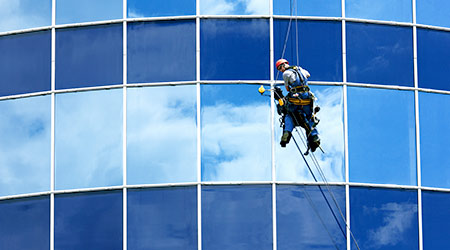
287, 98, 312, 106
290, 85, 310, 93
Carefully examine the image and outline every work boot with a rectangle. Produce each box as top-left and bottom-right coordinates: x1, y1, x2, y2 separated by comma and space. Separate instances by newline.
280, 131, 292, 147
309, 134, 320, 152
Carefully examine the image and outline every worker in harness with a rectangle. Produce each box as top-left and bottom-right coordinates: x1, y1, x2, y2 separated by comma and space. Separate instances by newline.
275, 58, 320, 153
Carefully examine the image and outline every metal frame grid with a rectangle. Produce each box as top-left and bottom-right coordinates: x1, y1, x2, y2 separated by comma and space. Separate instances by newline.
0, 1, 450, 250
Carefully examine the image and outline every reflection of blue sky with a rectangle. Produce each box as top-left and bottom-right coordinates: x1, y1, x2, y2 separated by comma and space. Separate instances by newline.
417, 0, 450, 28
201, 84, 271, 181
276, 86, 344, 182
273, 0, 341, 17
0, 0, 51, 32
277, 185, 346, 249
128, 0, 195, 18
0, 96, 51, 196
419, 92, 450, 188
55, 89, 122, 190
346, 0, 412, 22
200, 0, 269, 15
351, 188, 418, 250
348, 87, 416, 185
422, 191, 450, 248
127, 86, 197, 184
56, 0, 122, 25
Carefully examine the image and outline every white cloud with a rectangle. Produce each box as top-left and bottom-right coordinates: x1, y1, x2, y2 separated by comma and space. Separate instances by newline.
0, 0, 50, 32
200, 0, 269, 15
201, 0, 235, 15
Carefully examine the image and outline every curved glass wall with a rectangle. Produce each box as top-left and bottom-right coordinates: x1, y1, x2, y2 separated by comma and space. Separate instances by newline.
1, 1, 449, 250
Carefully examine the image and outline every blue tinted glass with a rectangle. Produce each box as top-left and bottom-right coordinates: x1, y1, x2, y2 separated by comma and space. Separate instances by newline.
346, 22, 414, 87
202, 185, 272, 250
277, 185, 346, 250
127, 86, 197, 184
417, 28, 450, 91
127, 20, 196, 84
422, 191, 450, 249
200, 0, 269, 15
0, 31, 50, 97
56, 0, 122, 25
0, 0, 51, 32
56, 24, 123, 90
55, 191, 122, 250
419, 92, 450, 188
274, 0, 341, 17
346, 0, 412, 22
417, 0, 450, 28
0, 196, 50, 250
0, 96, 51, 196
127, 187, 197, 250
55, 89, 122, 190
200, 19, 270, 80
128, 0, 195, 17
273, 19, 342, 82
348, 87, 416, 185
350, 187, 419, 250
201, 84, 271, 181
276, 86, 345, 182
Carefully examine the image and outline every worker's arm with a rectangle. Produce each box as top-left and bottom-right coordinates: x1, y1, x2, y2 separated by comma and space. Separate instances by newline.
283, 70, 295, 92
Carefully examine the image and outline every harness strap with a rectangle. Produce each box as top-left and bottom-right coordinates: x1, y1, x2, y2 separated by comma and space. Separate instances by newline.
288, 98, 311, 105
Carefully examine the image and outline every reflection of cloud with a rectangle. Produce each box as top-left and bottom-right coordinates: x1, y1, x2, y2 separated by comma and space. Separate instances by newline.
0, 0, 50, 32
201, 0, 269, 15
0, 96, 51, 196
276, 86, 344, 182
202, 102, 271, 181
366, 202, 417, 248
128, 9, 144, 18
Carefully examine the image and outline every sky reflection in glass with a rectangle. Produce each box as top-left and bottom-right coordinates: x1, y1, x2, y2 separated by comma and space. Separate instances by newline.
276, 85, 344, 182
200, 0, 269, 15
417, 0, 450, 28
350, 187, 419, 250
0, 0, 51, 32
419, 92, 450, 188
55, 89, 122, 190
348, 87, 416, 185
346, 0, 412, 22
277, 185, 346, 250
201, 84, 271, 181
128, 0, 195, 17
127, 86, 197, 185
0, 96, 50, 196
422, 191, 450, 249
273, 0, 341, 17
56, 0, 122, 25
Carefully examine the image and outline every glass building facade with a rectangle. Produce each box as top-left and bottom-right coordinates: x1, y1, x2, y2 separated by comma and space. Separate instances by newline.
0, 1, 449, 249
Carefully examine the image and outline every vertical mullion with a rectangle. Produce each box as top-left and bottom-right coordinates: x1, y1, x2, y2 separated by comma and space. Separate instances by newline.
196, 0, 202, 249
50, 0, 56, 249
122, 1, 128, 250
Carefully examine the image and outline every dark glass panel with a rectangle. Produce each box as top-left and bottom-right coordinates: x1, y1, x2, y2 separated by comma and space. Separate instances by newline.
422, 191, 450, 249
127, 186, 197, 250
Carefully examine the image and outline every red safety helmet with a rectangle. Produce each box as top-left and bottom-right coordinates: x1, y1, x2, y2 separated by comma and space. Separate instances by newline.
276, 59, 288, 70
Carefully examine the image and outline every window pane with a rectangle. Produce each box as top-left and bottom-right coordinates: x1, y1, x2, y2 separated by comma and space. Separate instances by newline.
127, 20, 196, 84
128, 0, 195, 17
273, 20, 342, 82
419, 92, 450, 188
277, 185, 346, 249
56, 24, 123, 90
200, 19, 270, 80
55, 89, 122, 190
274, 0, 341, 17
55, 191, 122, 250
422, 191, 450, 249
56, 0, 122, 25
417, 0, 450, 28
417, 28, 450, 92
201, 84, 271, 181
0, 96, 50, 196
346, 22, 414, 87
127, 187, 197, 250
202, 185, 272, 250
0, 31, 51, 97
200, 0, 269, 15
348, 87, 416, 185
346, 0, 412, 22
0, 196, 50, 250
276, 86, 344, 182
0, 0, 51, 32
127, 86, 197, 184
350, 187, 419, 250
